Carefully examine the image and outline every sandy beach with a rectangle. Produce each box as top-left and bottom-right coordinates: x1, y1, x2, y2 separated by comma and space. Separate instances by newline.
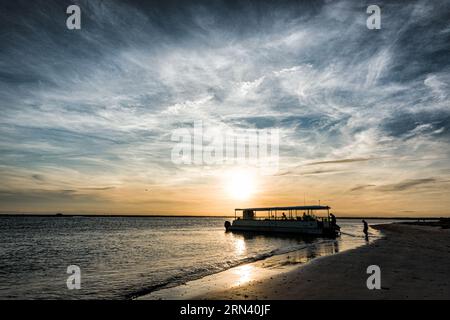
199, 223, 450, 300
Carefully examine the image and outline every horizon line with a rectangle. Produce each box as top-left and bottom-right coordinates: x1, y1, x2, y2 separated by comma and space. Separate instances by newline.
0, 213, 446, 220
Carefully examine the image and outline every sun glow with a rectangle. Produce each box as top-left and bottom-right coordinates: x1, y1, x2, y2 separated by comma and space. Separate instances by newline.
224, 169, 257, 200
233, 264, 254, 286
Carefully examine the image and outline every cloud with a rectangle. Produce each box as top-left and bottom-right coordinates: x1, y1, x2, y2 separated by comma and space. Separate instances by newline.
350, 184, 376, 192
382, 110, 450, 141
377, 178, 437, 192
80, 187, 116, 191
307, 158, 373, 166
0, 189, 99, 204
276, 168, 343, 176
31, 174, 46, 182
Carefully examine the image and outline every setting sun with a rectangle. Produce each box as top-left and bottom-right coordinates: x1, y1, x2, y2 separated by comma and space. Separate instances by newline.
224, 169, 257, 200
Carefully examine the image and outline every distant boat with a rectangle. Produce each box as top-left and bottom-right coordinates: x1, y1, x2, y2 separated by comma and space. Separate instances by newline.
224, 205, 340, 237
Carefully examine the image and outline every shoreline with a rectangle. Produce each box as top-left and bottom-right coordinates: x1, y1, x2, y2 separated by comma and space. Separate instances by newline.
198, 223, 450, 300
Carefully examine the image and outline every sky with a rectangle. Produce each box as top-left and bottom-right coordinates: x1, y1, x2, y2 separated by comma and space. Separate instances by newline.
0, 0, 450, 216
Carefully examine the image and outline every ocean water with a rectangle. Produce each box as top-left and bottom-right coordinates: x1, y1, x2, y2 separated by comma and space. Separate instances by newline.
0, 216, 387, 299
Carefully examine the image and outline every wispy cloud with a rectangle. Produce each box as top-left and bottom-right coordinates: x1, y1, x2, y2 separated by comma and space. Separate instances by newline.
350, 184, 376, 192
377, 178, 437, 192
307, 158, 373, 166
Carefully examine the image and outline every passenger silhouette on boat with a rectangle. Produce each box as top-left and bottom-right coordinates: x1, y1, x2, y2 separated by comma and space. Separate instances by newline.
362, 219, 369, 241
330, 213, 336, 226
282, 212, 287, 220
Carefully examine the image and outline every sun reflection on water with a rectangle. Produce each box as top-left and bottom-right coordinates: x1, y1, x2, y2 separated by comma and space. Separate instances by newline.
234, 238, 246, 256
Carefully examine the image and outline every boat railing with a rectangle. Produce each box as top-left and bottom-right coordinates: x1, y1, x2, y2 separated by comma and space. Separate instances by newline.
236, 216, 330, 222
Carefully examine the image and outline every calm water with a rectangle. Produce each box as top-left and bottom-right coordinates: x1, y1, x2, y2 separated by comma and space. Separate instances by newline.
0, 216, 386, 299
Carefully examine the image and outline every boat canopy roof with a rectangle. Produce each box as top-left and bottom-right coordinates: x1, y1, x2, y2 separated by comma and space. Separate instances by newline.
235, 205, 330, 211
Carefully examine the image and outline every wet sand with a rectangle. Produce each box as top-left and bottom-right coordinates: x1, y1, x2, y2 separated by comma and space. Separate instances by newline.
137, 238, 354, 300
200, 223, 450, 300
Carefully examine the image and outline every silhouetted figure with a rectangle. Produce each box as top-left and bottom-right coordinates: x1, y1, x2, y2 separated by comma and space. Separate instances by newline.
330, 213, 336, 226
362, 219, 369, 241
282, 212, 287, 220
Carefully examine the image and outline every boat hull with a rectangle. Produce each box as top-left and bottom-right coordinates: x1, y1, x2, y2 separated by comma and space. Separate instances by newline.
227, 219, 339, 237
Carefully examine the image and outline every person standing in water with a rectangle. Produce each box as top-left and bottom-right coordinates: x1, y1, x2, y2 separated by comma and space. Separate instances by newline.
362, 219, 369, 240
